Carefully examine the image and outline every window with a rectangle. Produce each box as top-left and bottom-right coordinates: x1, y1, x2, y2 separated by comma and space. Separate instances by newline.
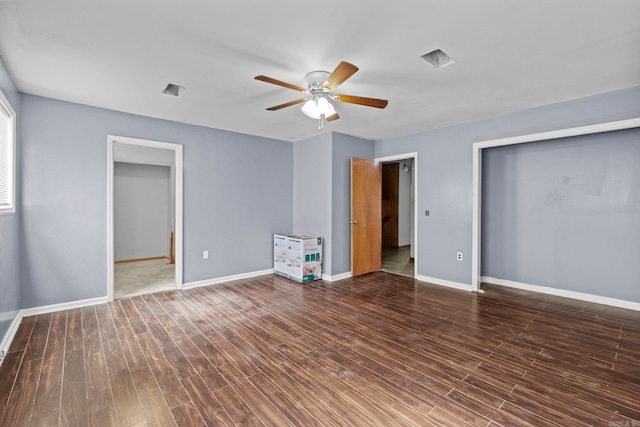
0, 89, 16, 214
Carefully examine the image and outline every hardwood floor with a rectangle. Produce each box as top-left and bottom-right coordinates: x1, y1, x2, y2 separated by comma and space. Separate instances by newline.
1, 272, 639, 426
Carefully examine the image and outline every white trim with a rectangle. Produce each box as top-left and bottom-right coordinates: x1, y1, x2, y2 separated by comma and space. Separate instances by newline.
323, 271, 352, 282
375, 152, 418, 163
471, 118, 640, 297
183, 269, 274, 290
107, 135, 184, 301
375, 152, 419, 278
416, 274, 474, 292
107, 139, 114, 300
482, 276, 640, 312
474, 118, 640, 149
0, 312, 21, 365
20, 296, 109, 317
471, 146, 481, 292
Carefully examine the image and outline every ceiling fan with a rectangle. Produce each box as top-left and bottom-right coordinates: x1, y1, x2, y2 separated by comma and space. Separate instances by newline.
255, 61, 388, 129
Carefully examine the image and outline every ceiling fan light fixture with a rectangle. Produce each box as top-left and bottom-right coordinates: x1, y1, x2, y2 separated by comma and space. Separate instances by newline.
256, 61, 386, 129
301, 99, 317, 118
316, 97, 332, 114
301, 95, 336, 119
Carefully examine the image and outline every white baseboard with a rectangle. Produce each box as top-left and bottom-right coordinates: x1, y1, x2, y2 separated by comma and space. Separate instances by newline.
183, 269, 274, 290
323, 271, 352, 282
416, 274, 474, 292
20, 296, 109, 317
0, 312, 21, 365
324, 272, 473, 289
482, 276, 640, 312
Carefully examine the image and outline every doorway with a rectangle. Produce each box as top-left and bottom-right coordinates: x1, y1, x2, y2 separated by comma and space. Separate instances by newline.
351, 152, 418, 278
381, 159, 415, 277
107, 135, 183, 301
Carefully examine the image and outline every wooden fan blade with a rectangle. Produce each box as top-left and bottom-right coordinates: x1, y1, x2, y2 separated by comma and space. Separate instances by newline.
334, 94, 388, 109
255, 75, 307, 92
323, 61, 359, 91
266, 98, 306, 111
327, 113, 340, 122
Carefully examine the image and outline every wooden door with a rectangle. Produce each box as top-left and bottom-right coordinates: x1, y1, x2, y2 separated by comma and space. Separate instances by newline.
351, 157, 381, 276
381, 163, 399, 247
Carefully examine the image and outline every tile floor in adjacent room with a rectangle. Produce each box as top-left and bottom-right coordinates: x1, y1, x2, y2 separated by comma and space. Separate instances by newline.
381, 245, 414, 277
114, 258, 175, 299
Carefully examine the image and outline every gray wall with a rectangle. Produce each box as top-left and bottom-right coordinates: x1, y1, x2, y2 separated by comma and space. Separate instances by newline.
19, 94, 292, 308
331, 133, 375, 276
376, 85, 640, 301
291, 131, 374, 277
482, 129, 640, 302
293, 133, 333, 274
0, 55, 20, 347
377, 125, 473, 284
114, 162, 171, 261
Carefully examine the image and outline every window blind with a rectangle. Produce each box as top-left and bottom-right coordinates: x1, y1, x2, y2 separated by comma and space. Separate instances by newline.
0, 96, 13, 210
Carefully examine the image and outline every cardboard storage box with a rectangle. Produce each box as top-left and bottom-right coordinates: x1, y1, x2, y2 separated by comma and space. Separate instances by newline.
274, 234, 322, 283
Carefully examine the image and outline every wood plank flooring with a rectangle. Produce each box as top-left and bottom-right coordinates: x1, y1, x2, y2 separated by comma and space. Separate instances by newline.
1, 272, 639, 426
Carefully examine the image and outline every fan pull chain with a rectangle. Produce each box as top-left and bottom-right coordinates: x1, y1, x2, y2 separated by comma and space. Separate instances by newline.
318, 114, 325, 130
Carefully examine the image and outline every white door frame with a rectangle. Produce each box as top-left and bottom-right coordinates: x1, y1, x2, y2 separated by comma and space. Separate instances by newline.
471, 118, 640, 292
107, 135, 184, 301
375, 152, 419, 277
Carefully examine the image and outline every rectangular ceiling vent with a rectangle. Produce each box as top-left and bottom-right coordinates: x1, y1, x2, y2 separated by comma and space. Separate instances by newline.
421, 49, 456, 69
162, 83, 186, 97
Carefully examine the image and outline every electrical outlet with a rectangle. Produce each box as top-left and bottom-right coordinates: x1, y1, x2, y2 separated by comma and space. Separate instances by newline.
456, 252, 462, 261
203, 250, 209, 259
425, 210, 429, 217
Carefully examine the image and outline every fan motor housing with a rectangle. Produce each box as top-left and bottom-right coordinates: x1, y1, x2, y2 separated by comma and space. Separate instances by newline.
305, 71, 330, 90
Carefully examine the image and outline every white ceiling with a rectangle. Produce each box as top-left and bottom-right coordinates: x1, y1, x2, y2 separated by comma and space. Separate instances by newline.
1, 1, 639, 142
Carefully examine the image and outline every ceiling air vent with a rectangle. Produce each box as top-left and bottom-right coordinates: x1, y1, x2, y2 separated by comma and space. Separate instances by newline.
421, 49, 456, 69
162, 83, 186, 97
